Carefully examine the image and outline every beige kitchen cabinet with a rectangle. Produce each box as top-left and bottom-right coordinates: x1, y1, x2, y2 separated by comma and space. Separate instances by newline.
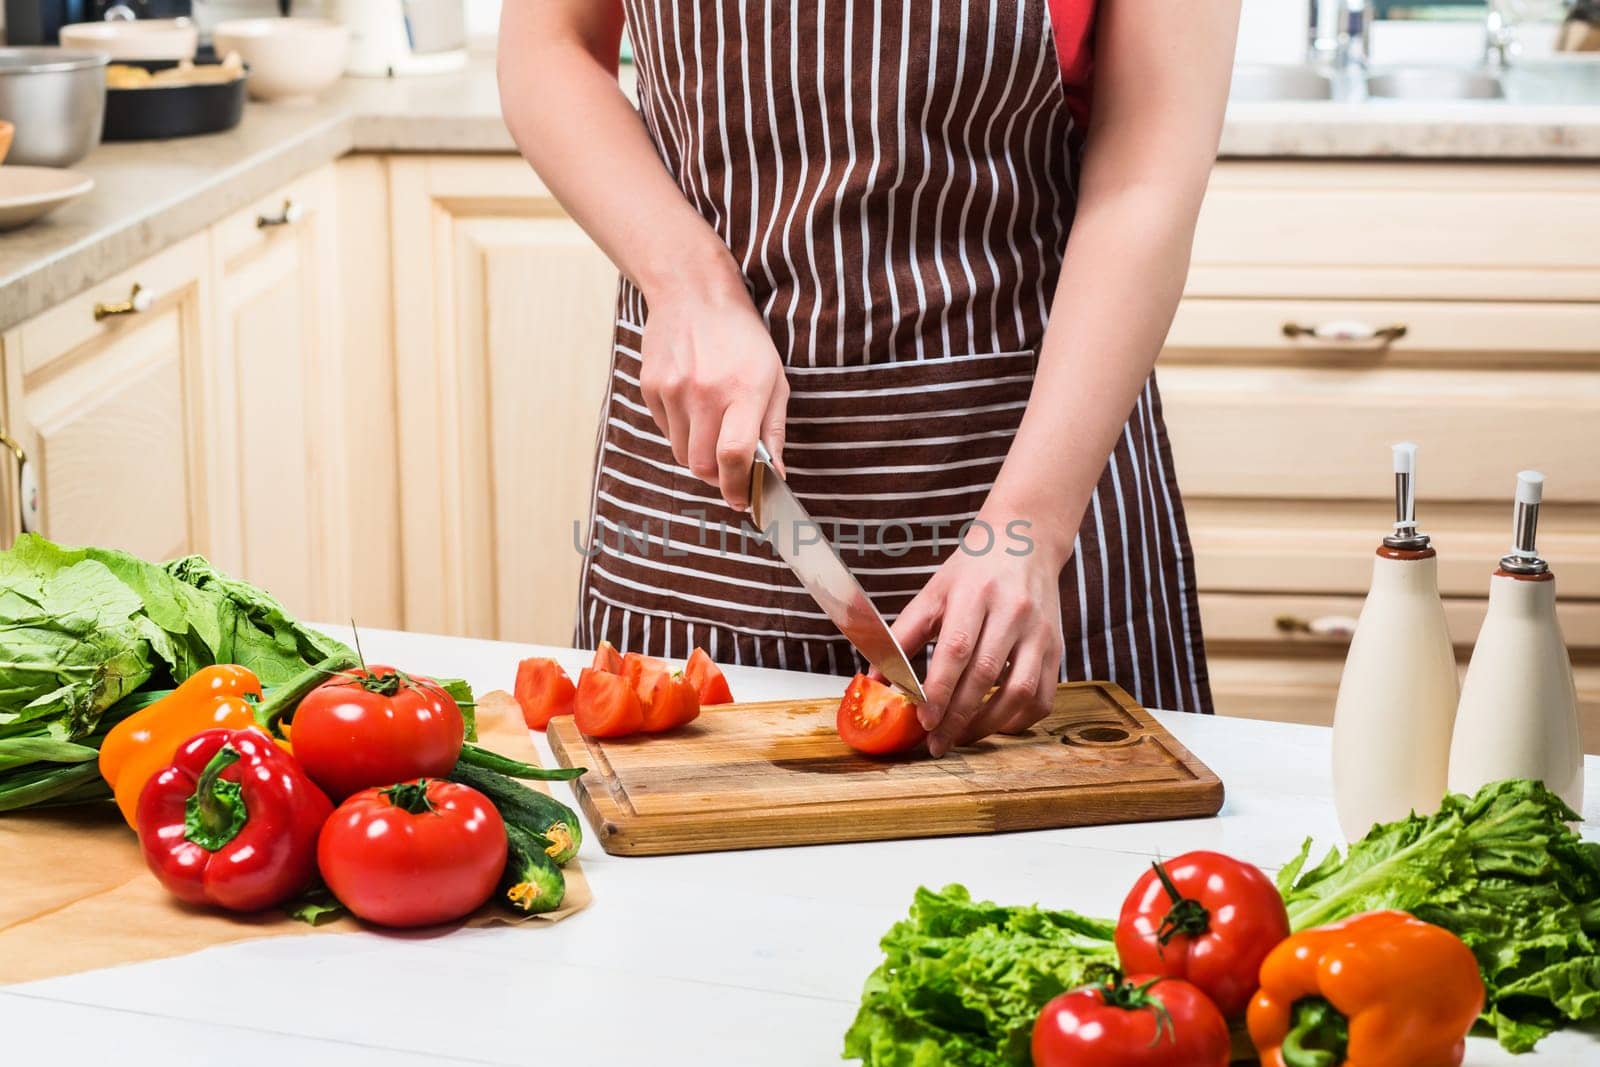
387, 156, 619, 644
0, 233, 221, 563
207, 167, 345, 621
1168, 160, 1600, 749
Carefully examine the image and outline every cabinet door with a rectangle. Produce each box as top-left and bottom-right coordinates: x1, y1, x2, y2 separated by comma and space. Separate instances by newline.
209, 166, 347, 623
1, 234, 217, 562
389, 157, 619, 643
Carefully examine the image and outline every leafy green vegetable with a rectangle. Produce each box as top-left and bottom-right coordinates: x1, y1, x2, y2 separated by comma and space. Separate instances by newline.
842, 884, 1117, 1067
285, 882, 348, 926
1278, 778, 1600, 1053
0, 535, 366, 811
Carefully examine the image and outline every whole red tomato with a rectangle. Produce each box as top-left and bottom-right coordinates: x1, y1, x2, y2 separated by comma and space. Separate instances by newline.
291, 666, 464, 800
1115, 850, 1290, 1018
318, 778, 506, 928
1033, 974, 1230, 1067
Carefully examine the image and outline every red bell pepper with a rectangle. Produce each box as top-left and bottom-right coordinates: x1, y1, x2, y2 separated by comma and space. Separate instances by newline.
136, 727, 333, 912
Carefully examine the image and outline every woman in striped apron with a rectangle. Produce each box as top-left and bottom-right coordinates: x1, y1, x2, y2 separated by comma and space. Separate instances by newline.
500, 0, 1240, 755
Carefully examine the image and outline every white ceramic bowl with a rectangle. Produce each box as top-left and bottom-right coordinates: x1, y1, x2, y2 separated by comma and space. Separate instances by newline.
59, 18, 198, 62
211, 18, 350, 104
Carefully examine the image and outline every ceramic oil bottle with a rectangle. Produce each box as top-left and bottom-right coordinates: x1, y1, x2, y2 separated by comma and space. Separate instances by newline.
1331, 443, 1460, 841
1448, 472, 1583, 809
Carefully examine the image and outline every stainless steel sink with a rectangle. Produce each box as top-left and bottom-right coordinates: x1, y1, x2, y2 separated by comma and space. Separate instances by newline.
1230, 65, 1336, 102
1365, 68, 1504, 100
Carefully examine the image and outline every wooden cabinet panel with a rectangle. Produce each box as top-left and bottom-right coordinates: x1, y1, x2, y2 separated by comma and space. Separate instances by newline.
389, 156, 618, 643
1199, 591, 1600, 655
1168, 298, 1600, 369
210, 166, 347, 622
1161, 364, 1600, 502
1208, 653, 1600, 754
1190, 162, 1600, 302
1183, 498, 1600, 599
0, 233, 216, 561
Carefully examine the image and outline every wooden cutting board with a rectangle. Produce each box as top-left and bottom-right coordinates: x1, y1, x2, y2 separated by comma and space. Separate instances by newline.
546, 681, 1223, 856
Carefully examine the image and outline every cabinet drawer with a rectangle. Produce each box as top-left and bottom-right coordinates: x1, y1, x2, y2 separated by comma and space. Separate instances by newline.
213, 166, 335, 266
1167, 298, 1600, 370
1185, 498, 1600, 599
1191, 162, 1600, 302
1206, 653, 1600, 753
1160, 363, 1600, 502
1199, 592, 1600, 654
12, 233, 211, 378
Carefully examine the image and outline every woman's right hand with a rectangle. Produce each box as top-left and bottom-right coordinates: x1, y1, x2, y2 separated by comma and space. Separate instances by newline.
639, 285, 789, 513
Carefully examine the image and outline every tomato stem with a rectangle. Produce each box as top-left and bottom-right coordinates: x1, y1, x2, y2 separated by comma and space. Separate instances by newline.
1152, 860, 1210, 946
1281, 997, 1349, 1067
381, 779, 436, 814
1098, 975, 1177, 1047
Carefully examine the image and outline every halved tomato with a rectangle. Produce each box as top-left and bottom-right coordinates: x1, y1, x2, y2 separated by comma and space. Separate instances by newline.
574, 667, 644, 738
837, 674, 926, 755
513, 657, 577, 731
640, 670, 701, 732
684, 647, 734, 705
591, 641, 623, 674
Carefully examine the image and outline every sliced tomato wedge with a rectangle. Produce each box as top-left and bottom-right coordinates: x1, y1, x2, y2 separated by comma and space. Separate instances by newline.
574, 667, 645, 738
837, 673, 926, 755
513, 657, 578, 731
591, 640, 623, 674
684, 647, 734, 705
640, 670, 701, 732
619, 651, 667, 691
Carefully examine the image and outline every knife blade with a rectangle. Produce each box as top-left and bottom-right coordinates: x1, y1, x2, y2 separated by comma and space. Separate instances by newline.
749, 441, 927, 704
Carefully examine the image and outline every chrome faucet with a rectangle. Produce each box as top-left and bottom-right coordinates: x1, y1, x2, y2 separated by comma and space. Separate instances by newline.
1309, 0, 1371, 72
1485, 3, 1515, 69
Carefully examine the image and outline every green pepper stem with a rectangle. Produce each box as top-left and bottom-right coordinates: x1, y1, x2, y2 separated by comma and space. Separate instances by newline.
254, 653, 360, 735
1281, 997, 1349, 1067
1152, 860, 1210, 945
183, 745, 248, 851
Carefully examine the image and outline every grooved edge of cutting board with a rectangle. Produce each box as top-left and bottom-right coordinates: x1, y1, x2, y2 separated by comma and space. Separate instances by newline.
547, 681, 1224, 856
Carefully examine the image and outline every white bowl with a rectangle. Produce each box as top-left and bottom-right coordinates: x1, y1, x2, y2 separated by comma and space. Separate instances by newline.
0, 165, 94, 231
212, 18, 350, 104
59, 18, 198, 62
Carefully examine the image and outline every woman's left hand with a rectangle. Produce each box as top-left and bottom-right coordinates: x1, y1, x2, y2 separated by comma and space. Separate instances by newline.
886, 521, 1068, 757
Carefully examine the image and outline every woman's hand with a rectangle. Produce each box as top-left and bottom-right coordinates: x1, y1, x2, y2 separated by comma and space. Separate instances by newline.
639, 283, 789, 511
887, 517, 1070, 757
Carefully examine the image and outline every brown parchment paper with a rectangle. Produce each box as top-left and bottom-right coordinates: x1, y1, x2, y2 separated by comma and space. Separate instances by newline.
0, 690, 591, 985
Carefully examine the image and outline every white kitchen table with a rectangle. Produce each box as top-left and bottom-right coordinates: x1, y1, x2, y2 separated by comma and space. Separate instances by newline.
4, 627, 1597, 1066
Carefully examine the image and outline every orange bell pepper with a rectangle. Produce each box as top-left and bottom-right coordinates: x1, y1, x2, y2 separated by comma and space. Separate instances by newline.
1248, 910, 1484, 1067
99, 665, 263, 828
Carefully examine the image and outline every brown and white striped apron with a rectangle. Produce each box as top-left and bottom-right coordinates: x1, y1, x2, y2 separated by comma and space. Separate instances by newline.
574, 0, 1213, 714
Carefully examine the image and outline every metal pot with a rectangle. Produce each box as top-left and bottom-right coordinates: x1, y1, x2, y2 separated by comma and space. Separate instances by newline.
0, 48, 109, 167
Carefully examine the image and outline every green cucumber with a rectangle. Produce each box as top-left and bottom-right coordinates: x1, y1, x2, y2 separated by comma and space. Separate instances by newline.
500, 824, 567, 914
448, 760, 583, 865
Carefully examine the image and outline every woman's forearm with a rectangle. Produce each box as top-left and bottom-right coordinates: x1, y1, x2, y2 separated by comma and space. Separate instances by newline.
497, 0, 743, 304
985, 0, 1241, 567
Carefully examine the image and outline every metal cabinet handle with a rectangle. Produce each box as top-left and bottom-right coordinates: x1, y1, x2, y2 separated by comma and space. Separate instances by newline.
93, 283, 152, 321
1281, 320, 1408, 345
256, 199, 304, 229
0, 427, 31, 537
1275, 614, 1359, 639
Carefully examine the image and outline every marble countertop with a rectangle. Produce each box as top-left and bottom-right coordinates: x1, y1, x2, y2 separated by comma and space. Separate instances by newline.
2, 625, 1596, 1065
4, 50, 1599, 334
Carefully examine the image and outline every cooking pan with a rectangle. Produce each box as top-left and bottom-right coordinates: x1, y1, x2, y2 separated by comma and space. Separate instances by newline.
102, 57, 245, 141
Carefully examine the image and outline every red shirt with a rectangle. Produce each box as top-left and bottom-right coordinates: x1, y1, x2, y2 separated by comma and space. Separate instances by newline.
1048, 0, 1096, 132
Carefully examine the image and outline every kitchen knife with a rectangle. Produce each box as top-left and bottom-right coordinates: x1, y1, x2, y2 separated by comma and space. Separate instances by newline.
750, 441, 927, 703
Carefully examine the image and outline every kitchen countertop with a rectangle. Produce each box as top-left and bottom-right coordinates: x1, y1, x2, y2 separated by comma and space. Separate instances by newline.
4, 51, 1600, 334
2, 625, 1596, 1066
